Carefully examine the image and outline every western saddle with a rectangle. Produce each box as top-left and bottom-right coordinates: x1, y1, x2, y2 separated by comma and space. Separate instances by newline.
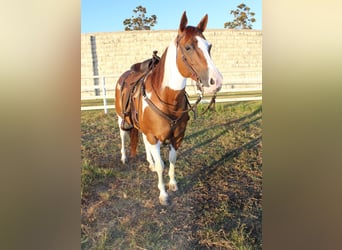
120, 51, 160, 130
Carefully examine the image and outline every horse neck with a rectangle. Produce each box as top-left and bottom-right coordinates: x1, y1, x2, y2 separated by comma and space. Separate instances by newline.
151, 38, 186, 92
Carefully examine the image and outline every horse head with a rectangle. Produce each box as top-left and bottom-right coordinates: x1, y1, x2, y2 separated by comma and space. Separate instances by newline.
176, 11, 223, 94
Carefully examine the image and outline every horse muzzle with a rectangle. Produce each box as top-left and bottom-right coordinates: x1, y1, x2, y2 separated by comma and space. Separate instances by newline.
200, 71, 223, 94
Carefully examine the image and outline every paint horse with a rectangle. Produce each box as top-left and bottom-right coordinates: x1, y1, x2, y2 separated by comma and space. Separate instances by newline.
115, 12, 223, 205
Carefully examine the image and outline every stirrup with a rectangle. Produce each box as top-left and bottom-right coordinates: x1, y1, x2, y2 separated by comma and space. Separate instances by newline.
120, 120, 133, 131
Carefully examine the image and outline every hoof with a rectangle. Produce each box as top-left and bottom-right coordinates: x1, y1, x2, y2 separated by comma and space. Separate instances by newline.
159, 195, 169, 206
120, 121, 133, 131
121, 156, 127, 164
168, 182, 178, 192
149, 164, 156, 172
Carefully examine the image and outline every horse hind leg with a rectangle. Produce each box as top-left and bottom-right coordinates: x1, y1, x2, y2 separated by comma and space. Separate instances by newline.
168, 145, 178, 192
118, 116, 129, 164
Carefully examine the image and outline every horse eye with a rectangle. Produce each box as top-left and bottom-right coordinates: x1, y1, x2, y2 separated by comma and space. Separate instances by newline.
185, 45, 192, 51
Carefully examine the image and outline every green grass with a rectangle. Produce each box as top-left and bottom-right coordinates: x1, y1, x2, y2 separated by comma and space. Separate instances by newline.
81, 101, 262, 250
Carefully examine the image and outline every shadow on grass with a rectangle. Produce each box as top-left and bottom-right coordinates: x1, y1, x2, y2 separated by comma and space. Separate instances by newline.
186, 105, 261, 140
182, 106, 262, 158
182, 135, 262, 193
177, 106, 262, 248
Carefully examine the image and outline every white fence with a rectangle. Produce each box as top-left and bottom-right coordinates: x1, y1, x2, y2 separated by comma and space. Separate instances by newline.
81, 72, 262, 113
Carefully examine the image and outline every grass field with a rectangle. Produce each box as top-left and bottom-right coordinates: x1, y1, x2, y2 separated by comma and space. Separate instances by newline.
81, 100, 262, 249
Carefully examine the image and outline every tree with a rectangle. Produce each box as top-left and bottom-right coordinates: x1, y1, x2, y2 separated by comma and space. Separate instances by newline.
224, 3, 256, 29
123, 5, 157, 31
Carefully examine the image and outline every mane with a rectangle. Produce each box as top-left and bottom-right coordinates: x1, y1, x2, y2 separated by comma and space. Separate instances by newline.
149, 47, 168, 90
184, 26, 205, 38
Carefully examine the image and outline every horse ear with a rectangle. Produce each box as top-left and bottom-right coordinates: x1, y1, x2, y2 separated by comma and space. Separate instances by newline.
197, 14, 208, 32
179, 11, 188, 34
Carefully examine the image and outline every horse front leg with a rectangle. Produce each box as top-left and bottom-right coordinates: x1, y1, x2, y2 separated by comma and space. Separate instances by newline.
168, 145, 178, 192
145, 138, 168, 205
142, 134, 155, 171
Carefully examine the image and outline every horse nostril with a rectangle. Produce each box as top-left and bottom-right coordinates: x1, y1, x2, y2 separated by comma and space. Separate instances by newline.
210, 78, 215, 85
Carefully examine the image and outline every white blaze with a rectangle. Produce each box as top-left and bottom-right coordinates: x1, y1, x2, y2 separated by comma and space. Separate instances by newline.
196, 36, 223, 93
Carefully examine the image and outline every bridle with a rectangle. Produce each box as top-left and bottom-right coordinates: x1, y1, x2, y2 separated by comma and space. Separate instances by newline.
175, 34, 217, 116
176, 34, 205, 94
136, 35, 217, 128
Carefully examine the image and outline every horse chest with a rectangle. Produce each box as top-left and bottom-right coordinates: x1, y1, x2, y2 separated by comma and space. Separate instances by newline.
140, 107, 188, 142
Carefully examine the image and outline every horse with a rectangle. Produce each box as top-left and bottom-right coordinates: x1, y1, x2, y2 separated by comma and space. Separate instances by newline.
115, 11, 223, 205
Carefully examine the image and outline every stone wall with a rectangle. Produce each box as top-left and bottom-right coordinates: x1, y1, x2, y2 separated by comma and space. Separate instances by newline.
81, 29, 262, 96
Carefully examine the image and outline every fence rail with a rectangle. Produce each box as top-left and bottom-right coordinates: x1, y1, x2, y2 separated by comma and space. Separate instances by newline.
81, 74, 262, 113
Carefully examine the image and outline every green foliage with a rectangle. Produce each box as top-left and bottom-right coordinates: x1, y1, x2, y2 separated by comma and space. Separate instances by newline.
123, 5, 157, 31
224, 3, 256, 29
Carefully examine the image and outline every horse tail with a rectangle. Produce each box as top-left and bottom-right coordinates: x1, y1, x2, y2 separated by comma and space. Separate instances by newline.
130, 127, 139, 157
